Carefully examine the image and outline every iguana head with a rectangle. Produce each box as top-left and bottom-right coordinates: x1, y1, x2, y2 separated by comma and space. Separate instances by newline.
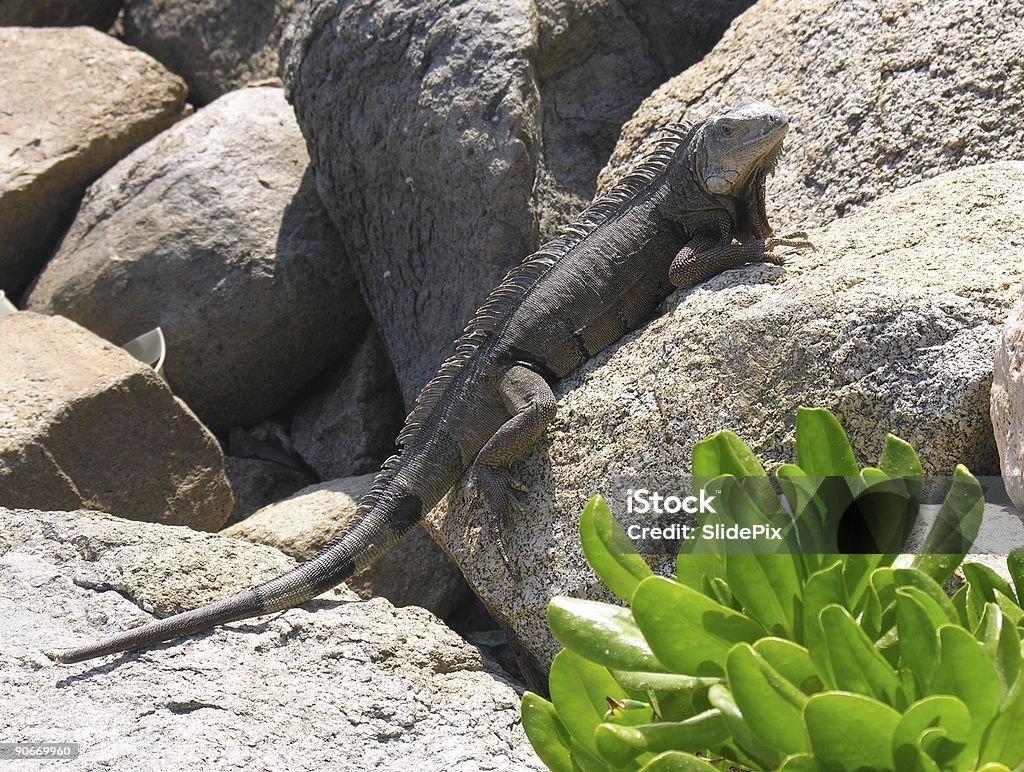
695, 98, 789, 196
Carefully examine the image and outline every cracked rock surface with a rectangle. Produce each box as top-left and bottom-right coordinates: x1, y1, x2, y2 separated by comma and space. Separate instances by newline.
2, 507, 542, 771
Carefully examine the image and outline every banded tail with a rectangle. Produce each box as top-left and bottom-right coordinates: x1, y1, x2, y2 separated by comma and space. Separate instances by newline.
53, 471, 425, 664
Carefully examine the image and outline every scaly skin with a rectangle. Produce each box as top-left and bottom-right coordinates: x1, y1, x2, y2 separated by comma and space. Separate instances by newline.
52, 98, 811, 665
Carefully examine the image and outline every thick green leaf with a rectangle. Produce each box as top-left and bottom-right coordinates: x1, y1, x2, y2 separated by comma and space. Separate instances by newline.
570, 736, 612, 772
980, 671, 1024, 768
895, 588, 942, 695
609, 670, 722, 694
994, 589, 1024, 628
692, 430, 767, 478
930, 625, 1001, 761
892, 568, 958, 624
913, 552, 965, 588
674, 553, 724, 597
804, 692, 901, 770
951, 583, 971, 628
777, 464, 828, 560
707, 683, 780, 769
819, 605, 902, 706
878, 433, 924, 478
844, 554, 892, 615
594, 710, 729, 758
725, 553, 802, 638
548, 597, 665, 673
1007, 548, 1024, 604
892, 695, 970, 771
632, 577, 764, 677
522, 692, 574, 772
964, 562, 1018, 606
915, 466, 984, 582
602, 699, 657, 727
579, 495, 653, 603
753, 638, 823, 695
725, 644, 809, 755
549, 649, 627, 756
975, 602, 1022, 696
802, 562, 847, 680
636, 751, 721, 772
795, 407, 860, 476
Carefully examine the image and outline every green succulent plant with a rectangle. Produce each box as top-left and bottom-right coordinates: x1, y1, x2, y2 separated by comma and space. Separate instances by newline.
522, 407, 1024, 771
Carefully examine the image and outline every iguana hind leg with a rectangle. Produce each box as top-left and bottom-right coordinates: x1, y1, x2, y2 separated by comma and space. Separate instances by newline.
471, 365, 557, 575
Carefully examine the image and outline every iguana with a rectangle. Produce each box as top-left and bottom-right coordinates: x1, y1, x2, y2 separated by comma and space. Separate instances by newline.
53, 98, 811, 664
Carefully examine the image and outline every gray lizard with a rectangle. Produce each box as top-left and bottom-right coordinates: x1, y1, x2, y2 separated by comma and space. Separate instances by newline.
53, 97, 811, 664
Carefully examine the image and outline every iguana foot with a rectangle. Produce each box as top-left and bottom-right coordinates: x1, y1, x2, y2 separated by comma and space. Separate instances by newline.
469, 464, 524, 578
760, 233, 815, 266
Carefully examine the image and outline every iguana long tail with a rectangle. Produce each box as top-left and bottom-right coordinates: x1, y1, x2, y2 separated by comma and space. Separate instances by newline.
53, 488, 422, 664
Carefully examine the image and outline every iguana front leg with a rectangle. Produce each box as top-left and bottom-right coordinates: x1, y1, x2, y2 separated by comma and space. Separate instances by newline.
471, 365, 557, 575
669, 225, 813, 288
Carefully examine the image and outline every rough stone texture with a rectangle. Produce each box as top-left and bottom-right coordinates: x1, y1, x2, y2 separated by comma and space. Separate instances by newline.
123, 0, 298, 104
26, 87, 370, 429
2, 507, 541, 771
282, 0, 754, 403
292, 326, 406, 479
599, 0, 1024, 232
0, 312, 232, 530
0, 26, 187, 292
0, 0, 122, 27
225, 476, 471, 619
992, 292, 1024, 508
426, 163, 1024, 676
222, 456, 316, 527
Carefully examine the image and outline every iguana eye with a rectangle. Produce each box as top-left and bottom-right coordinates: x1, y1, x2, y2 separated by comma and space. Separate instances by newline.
719, 122, 736, 137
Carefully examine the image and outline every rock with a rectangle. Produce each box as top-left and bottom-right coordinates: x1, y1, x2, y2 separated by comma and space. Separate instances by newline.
992, 291, 1024, 508
222, 456, 316, 527
123, 0, 298, 104
0, 312, 232, 530
0, 0, 122, 27
599, 0, 1024, 231
26, 87, 370, 429
0, 27, 187, 293
224, 476, 471, 619
292, 325, 405, 479
282, 0, 754, 403
2, 507, 542, 770
426, 162, 1024, 676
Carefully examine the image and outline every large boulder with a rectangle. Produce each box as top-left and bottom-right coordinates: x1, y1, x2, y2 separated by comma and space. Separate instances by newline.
291, 325, 406, 480
992, 291, 1024, 508
599, 0, 1024, 230
0, 0, 122, 27
224, 476, 471, 619
282, 0, 754, 403
123, 0, 299, 103
3, 507, 542, 770
0, 26, 187, 293
427, 162, 1024, 677
0, 312, 232, 530
26, 87, 369, 429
